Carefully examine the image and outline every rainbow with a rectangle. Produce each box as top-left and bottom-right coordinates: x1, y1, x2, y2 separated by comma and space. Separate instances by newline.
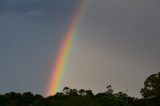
45, 0, 88, 96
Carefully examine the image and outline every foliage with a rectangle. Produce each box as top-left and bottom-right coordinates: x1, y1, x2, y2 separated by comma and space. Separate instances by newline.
0, 72, 159, 106
140, 72, 160, 105
140, 72, 160, 98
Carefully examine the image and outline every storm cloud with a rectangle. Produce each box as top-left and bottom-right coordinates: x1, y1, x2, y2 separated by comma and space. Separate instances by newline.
0, 0, 160, 97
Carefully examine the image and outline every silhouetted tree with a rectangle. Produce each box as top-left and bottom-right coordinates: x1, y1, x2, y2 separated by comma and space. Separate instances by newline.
115, 92, 135, 106
69, 89, 78, 96
1, 72, 160, 106
79, 89, 86, 96
106, 85, 113, 95
86, 90, 94, 97
62, 87, 70, 95
140, 72, 160, 105
140, 72, 160, 98
21, 92, 34, 105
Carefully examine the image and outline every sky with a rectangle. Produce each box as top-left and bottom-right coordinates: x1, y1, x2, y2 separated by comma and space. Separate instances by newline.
0, 0, 160, 97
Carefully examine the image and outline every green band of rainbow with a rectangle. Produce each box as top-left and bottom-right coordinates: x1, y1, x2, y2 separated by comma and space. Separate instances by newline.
45, 0, 88, 96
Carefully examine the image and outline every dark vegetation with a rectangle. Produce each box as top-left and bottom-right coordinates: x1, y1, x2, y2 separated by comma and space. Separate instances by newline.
0, 72, 160, 106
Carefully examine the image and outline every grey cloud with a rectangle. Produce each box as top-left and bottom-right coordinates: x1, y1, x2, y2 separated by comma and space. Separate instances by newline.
0, 0, 79, 95
0, 0, 79, 21
0, 0, 160, 97
81, 0, 160, 63
62, 0, 160, 97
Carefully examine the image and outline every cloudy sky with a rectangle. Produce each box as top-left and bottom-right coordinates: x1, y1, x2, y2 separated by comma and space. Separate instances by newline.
0, 0, 160, 97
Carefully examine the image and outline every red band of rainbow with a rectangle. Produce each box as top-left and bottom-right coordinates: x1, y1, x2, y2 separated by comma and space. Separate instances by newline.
45, 0, 88, 96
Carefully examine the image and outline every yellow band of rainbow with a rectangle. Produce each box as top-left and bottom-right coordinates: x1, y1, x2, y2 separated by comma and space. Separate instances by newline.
45, 0, 89, 96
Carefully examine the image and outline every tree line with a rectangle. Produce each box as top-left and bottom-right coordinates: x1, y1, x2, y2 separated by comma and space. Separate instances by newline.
0, 72, 159, 106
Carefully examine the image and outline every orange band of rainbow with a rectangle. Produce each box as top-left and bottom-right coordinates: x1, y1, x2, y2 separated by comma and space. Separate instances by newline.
45, 0, 88, 96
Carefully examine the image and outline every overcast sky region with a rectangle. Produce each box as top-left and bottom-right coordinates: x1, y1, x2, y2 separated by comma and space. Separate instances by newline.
0, 0, 160, 97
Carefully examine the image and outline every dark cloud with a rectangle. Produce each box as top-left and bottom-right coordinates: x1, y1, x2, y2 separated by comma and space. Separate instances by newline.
0, 0, 79, 95
62, 0, 160, 97
0, 0, 79, 21
0, 0, 160, 97
81, 0, 160, 63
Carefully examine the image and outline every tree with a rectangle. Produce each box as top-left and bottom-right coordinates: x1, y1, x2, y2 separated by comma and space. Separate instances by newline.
115, 92, 135, 105
69, 89, 78, 96
106, 85, 113, 96
79, 89, 86, 96
21, 92, 34, 105
86, 90, 94, 97
62, 87, 70, 95
140, 72, 160, 98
